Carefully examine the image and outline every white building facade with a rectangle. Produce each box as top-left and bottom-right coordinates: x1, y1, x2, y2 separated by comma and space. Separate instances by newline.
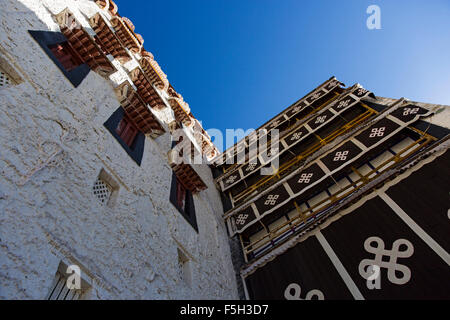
0, 0, 238, 299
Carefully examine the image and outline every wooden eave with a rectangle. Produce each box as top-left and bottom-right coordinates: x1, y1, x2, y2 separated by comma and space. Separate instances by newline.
114, 81, 165, 137
168, 149, 207, 194
89, 13, 131, 63
110, 16, 143, 53
55, 9, 116, 76
129, 68, 166, 110
167, 97, 193, 126
139, 51, 169, 91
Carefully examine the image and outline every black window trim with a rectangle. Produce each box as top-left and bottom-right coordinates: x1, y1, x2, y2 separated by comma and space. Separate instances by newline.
28, 30, 90, 87
104, 107, 145, 166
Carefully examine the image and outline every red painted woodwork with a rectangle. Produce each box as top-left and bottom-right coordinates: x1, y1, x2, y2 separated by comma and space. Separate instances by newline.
116, 115, 139, 147
48, 42, 84, 72
176, 179, 187, 212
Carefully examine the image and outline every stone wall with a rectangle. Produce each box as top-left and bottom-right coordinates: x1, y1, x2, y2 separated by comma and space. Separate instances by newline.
0, 0, 238, 299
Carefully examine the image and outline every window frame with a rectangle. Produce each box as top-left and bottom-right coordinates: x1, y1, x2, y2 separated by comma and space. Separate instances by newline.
104, 107, 146, 166
170, 172, 198, 232
29, 30, 91, 87
47, 41, 85, 72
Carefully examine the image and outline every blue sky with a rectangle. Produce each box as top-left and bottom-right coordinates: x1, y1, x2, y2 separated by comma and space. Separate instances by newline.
115, 0, 450, 150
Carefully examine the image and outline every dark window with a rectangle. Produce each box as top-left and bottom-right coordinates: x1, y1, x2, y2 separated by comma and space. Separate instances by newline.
48, 42, 84, 72
170, 173, 198, 232
176, 179, 188, 212
116, 115, 138, 148
104, 107, 145, 166
28, 30, 90, 87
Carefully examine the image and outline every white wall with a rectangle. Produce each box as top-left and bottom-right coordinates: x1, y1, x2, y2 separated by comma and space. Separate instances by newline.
0, 0, 238, 299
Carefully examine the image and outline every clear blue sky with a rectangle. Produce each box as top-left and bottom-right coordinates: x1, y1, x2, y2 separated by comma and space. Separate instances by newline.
115, 0, 450, 150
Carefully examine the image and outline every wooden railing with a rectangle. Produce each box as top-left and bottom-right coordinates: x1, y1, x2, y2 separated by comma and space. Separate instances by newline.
220, 92, 341, 175
230, 104, 377, 205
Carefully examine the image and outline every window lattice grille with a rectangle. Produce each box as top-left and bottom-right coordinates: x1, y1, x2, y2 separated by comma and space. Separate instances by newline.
93, 178, 112, 204
0, 71, 11, 87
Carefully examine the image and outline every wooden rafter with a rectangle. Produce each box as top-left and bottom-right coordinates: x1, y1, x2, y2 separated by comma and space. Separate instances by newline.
110, 16, 143, 53
167, 96, 192, 127
89, 13, 131, 63
168, 149, 207, 194
114, 81, 164, 137
139, 50, 169, 91
54, 8, 115, 77
129, 68, 166, 110
94, 0, 118, 17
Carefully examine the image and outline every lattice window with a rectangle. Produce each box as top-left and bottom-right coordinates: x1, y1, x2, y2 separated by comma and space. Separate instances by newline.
93, 169, 119, 207
0, 70, 11, 87
93, 177, 113, 204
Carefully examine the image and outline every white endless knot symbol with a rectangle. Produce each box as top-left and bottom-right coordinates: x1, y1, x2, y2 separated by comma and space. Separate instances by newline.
327, 80, 338, 88
359, 236, 414, 285
264, 194, 279, 206
284, 283, 324, 300
270, 120, 281, 128
225, 175, 237, 184
235, 214, 249, 225
315, 116, 327, 124
369, 127, 386, 138
291, 132, 303, 141
337, 99, 350, 109
311, 93, 322, 100
403, 107, 420, 116
333, 150, 349, 162
298, 173, 313, 184
356, 88, 368, 96
246, 163, 257, 171
292, 105, 303, 113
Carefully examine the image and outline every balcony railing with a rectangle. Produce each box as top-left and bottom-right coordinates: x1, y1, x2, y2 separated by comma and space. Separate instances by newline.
229, 103, 377, 206
240, 129, 436, 262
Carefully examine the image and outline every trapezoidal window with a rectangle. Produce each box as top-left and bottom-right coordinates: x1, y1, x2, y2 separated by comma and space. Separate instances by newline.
103, 107, 146, 166
48, 41, 84, 72
28, 30, 91, 87
116, 114, 139, 148
170, 173, 198, 232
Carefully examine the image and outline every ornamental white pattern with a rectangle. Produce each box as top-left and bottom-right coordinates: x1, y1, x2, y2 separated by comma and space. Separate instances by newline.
264, 194, 279, 206
369, 127, 386, 138
333, 150, 349, 162
315, 115, 327, 124
285, 283, 325, 300
225, 175, 237, 184
298, 173, 313, 184
327, 80, 338, 89
356, 88, 368, 96
270, 120, 281, 128
403, 107, 420, 116
291, 132, 303, 141
266, 148, 279, 158
235, 214, 249, 225
292, 105, 303, 114
246, 163, 257, 172
311, 92, 322, 100
359, 237, 414, 285
337, 99, 351, 109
